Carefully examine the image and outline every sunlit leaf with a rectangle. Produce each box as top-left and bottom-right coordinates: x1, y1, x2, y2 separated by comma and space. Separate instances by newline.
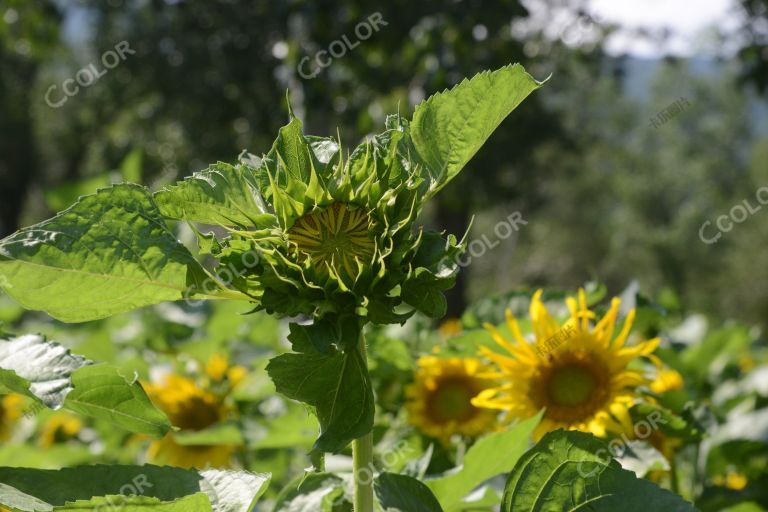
427, 412, 542, 511
266, 323, 374, 453
154, 163, 274, 228
0, 184, 208, 322
411, 63, 544, 195
0, 333, 170, 436
64, 364, 171, 437
502, 430, 697, 511
0, 333, 88, 408
0, 465, 270, 512
375, 473, 443, 512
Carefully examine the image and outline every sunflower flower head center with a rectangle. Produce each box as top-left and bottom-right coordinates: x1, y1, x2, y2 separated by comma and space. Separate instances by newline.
429, 378, 477, 422
547, 365, 597, 407
171, 394, 223, 431
288, 203, 375, 277
407, 357, 499, 442
39, 414, 83, 448
146, 377, 225, 432
531, 353, 612, 425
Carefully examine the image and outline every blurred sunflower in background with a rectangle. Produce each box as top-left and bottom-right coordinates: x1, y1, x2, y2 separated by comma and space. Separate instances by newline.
438, 319, 463, 339
406, 356, 499, 443
713, 470, 749, 490
646, 367, 686, 463
473, 289, 660, 440
650, 368, 684, 395
39, 412, 83, 448
143, 354, 246, 468
205, 353, 247, 388
0, 394, 24, 441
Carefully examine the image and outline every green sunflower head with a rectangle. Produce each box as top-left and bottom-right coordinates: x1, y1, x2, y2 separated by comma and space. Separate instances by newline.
218, 114, 462, 326
157, 64, 544, 347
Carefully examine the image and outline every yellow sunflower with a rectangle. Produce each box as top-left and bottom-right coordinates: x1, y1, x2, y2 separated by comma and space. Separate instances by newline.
644, 368, 686, 461
144, 355, 244, 468
650, 368, 684, 395
406, 356, 499, 443
205, 353, 247, 387
39, 412, 83, 448
0, 394, 24, 441
714, 470, 748, 490
472, 289, 660, 440
437, 318, 463, 339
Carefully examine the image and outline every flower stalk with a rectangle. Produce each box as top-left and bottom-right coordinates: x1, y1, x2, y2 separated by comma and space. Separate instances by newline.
352, 334, 374, 512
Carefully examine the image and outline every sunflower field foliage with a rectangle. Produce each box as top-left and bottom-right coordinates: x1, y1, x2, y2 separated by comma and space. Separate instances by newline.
0, 64, 766, 512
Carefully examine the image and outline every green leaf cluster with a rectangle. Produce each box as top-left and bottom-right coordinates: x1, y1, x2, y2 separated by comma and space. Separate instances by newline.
0, 64, 543, 454
502, 430, 698, 512
0, 333, 170, 436
0, 465, 269, 512
266, 323, 374, 453
0, 64, 542, 334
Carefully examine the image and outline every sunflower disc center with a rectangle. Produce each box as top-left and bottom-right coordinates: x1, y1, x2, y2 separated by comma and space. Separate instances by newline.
172, 396, 223, 431
547, 365, 597, 407
288, 203, 375, 277
428, 378, 478, 422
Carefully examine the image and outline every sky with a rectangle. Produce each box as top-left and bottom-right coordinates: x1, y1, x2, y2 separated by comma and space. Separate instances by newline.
587, 0, 743, 57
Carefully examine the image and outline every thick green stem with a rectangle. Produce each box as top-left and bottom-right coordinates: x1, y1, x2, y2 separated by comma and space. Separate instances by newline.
352, 335, 374, 512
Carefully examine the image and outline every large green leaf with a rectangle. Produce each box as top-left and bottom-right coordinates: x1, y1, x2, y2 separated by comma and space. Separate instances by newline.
0, 333, 170, 436
154, 163, 275, 228
64, 364, 171, 437
502, 430, 698, 512
0, 333, 88, 408
266, 323, 374, 453
51, 494, 211, 512
374, 473, 443, 512
0, 184, 208, 322
0, 465, 270, 512
426, 412, 542, 511
411, 63, 544, 195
